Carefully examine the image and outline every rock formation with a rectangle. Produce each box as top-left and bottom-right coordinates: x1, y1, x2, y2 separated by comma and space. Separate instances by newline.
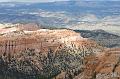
1, 23, 119, 79
0, 25, 103, 56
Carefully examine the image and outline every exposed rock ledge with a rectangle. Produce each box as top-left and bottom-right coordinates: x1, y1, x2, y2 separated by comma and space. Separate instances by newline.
0, 28, 103, 56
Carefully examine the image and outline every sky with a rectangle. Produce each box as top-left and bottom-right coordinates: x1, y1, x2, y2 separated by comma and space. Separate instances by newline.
0, 0, 70, 2
0, 0, 119, 2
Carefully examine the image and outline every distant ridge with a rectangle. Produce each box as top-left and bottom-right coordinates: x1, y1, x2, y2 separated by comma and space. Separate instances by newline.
74, 29, 120, 48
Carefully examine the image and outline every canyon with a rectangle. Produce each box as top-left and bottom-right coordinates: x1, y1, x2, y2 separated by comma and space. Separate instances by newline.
0, 23, 120, 79
0, 24, 102, 56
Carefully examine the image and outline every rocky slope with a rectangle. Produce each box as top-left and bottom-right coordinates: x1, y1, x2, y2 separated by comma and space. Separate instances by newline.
0, 24, 105, 79
0, 24, 120, 79
0, 24, 104, 56
73, 48, 120, 79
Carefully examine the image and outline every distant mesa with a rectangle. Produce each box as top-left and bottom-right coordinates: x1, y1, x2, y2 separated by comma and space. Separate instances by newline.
17, 23, 41, 31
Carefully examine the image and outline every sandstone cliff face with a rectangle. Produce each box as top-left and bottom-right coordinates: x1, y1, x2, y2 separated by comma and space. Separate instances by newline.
73, 48, 120, 79
0, 28, 102, 56
3, 24, 119, 79
0, 29, 76, 55
0, 24, 105, 79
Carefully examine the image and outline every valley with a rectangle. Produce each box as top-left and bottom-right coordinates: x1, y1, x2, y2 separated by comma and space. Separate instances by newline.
0, 0, 120, 79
